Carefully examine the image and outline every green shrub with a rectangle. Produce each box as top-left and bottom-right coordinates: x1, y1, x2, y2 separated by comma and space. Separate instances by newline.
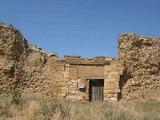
10, 90, 23, 105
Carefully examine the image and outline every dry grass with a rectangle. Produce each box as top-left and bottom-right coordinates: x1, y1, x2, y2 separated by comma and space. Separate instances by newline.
0, 93, 160, 120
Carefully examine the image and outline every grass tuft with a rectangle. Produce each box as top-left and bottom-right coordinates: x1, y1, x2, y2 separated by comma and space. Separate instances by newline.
0, 94, 160, 120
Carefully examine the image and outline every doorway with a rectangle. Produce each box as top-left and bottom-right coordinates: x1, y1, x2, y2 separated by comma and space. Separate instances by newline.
89, 79, 104, 102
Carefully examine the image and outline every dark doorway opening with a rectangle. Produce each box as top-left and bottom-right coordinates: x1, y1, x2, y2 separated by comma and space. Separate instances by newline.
89, 79, 104, 102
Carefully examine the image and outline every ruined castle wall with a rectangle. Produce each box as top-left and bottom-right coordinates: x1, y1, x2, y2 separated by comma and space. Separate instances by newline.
0, 24, 124, 101
0, 24, 61, 97
2, 23, 160, 102
119, 33, 160, 100
0, 24, 29, 93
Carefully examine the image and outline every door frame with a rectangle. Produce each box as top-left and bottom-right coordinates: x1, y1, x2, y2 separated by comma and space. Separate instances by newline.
89, 79, 104, 102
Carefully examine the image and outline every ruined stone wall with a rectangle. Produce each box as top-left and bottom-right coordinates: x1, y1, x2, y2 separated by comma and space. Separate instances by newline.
119, 33, 160, 100
0, 24, 61, 97
1, 23, 159, 101
0, 23, 123, 102
0, 24, 29, 93
65, 62, 105, 101
104, 59, 123, 101
61, 57, 123, 101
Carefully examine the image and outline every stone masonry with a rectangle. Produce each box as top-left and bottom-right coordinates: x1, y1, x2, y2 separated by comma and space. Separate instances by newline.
119, 33, 160, 101
0, 23, 160, 101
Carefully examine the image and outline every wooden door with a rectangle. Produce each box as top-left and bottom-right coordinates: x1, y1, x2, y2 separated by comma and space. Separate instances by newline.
89, 79, 104, 102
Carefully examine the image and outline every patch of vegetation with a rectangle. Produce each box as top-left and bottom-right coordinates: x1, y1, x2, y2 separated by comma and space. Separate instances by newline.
10, 90, 24, 106
0, 94, 12, 119
0, 94, 160, 120
34, 99, 60, 120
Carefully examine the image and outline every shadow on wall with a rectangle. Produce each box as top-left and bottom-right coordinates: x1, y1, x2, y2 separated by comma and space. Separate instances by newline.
118, 69, 132, 100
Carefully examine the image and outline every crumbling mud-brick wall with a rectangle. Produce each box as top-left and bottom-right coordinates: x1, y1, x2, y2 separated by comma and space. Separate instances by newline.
119, 33, 160, 101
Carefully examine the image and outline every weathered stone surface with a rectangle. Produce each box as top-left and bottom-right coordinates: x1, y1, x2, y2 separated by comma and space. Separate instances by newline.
0, 23, 159, 101
119, 33, 160, 101
0, 23, 58, 97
